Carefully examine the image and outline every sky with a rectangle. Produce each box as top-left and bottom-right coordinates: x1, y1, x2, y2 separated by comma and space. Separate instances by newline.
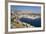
11, 5, 41, 14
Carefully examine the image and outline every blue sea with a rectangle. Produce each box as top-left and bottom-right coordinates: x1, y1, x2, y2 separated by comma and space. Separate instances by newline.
19, 17, 41, 27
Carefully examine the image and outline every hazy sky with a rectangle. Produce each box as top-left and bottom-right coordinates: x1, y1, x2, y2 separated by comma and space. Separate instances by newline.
11, 5, 41, 14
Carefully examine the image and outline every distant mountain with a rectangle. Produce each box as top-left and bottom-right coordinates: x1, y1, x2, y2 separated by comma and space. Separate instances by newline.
13, 10, 40, 15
